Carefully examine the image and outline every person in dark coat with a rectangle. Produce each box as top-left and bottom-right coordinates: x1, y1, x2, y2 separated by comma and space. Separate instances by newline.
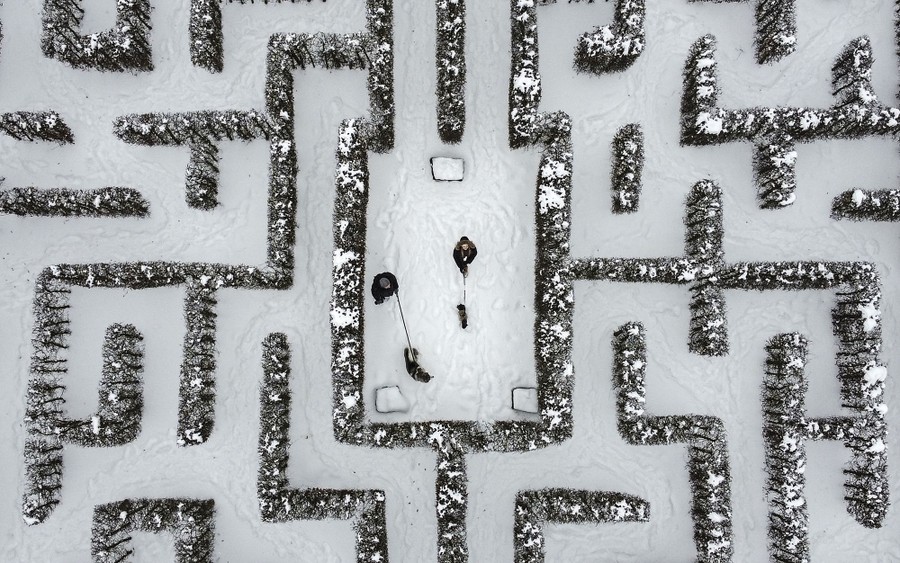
452, 236, 477, 276
371, 272, 398, 305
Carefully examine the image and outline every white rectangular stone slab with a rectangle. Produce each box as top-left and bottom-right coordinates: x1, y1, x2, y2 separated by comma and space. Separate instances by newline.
512, 387, 538, 413
431, 157, 465, 181
375, 385, 409, 413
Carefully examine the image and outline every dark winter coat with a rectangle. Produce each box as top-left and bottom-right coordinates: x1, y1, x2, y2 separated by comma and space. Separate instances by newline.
371, 272, 398, 304
452, 237, 477, 274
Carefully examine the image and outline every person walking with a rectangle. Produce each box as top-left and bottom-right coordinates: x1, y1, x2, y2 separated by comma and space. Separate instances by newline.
452, 236, 476, 329
452, 236, 477, 276
370, 271, 432, 382
371, 271, 398, 305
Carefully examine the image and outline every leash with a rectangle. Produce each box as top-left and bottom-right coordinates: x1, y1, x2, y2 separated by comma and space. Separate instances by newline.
463, 273, 467, 305
395, 292, 416, 361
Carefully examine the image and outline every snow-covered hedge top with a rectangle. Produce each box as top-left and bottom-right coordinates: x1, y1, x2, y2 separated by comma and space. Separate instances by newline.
574, 0, 645, 74
682, 35, 900, 145
436, 0, 467, 143
42, 0, 153, 72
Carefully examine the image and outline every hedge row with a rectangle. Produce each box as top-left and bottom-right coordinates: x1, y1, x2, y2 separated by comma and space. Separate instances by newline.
829, 271, 889, 528
530, 112, 577, 447
613, 323, 734, 562
762, 320, 888, 563
24, 63, 300, 523
258, 334, 388, 563
684, 180, 727, 356
436, 0, 466, 143
610, 123, 643, 213
681, 35, 899, 208
435, 444, 469, 561
185, 142, 220, 210
753, 0, 797, 64
0, 187, 149, 217
514, 488, 649, 563
573, 0, 645, 74
762, 334, 812, 563
114, 111, 272, 146
573, 180, 728, 356
331, 117, 371, 445
60, 324, 144, 447
832, 189, 900, 221
91, 498, 215, 562
509, 0, 541, 148
0, 112, 149, 217
691, 0, 797, 64
177, 286, 218, 446
189, 0, 223, 73
0, 111, 73, 143
21, 265, 280, 524
189, 0, 331, 72
23, 277, 74, 526
42, 0, 152, 72
752, 131, 797, 208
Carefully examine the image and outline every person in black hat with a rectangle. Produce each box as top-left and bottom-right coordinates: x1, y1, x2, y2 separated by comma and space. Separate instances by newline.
452, 236, 477, 277
371, 272, 398, 305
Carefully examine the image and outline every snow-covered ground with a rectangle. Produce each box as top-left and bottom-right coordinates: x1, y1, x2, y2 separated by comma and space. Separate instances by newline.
1, 0, 899, 561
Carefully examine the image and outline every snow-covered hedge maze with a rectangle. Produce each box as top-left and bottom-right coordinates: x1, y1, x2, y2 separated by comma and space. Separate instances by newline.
22, 0, 398, 535
60, 323, 145, 448
42, 0, 153, 72
513, 488, 650, 563
682, 34, 900, 209
0, 112, 148, 217
573, 179, 729, 357
326, 3, 661, 559
115, 110, 272, 209
613, 323, 733, 562
258, 333, 388, 562
189, 0, 332, 73
8, 0, 898, 560
91, 498, 215, 563
573, 0, 645, 74
763, 327, 889, 561
329, 66, 592, 562
691, 0, 797, 65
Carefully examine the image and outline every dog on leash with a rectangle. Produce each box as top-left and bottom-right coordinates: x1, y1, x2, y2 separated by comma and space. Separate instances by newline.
404, 348, 432, 382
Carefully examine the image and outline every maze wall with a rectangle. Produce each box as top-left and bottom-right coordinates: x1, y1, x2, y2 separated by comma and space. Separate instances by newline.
2, 0, 898, 561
